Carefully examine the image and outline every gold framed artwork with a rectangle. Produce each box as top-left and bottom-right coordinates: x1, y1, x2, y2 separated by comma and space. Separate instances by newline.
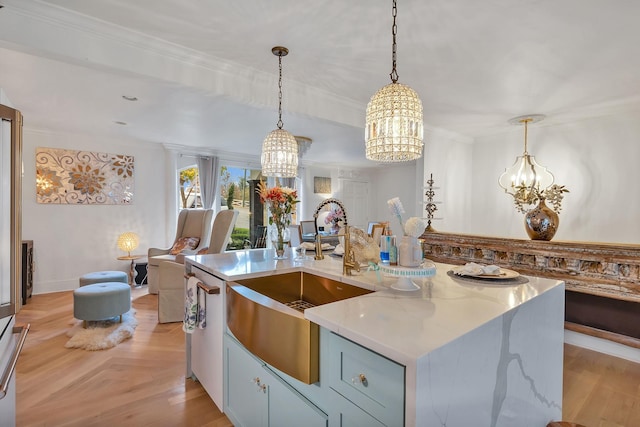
313, 176, 331, 194
371, 224, 385, 246
36, 147, 134, 204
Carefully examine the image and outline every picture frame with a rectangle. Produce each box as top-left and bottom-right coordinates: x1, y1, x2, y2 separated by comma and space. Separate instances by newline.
371, 224, 385, 246
367, 222, 381, 236
313, 176, 331, 194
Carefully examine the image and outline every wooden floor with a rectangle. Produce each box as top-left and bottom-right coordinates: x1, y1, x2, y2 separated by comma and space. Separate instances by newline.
15, 288, 640, 427
15, 287, 232, 427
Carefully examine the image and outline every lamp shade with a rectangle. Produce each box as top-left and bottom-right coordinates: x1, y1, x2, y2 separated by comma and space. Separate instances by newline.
117, 232, 139, 256
261, 128, 299, 177
365, 82, 424, 162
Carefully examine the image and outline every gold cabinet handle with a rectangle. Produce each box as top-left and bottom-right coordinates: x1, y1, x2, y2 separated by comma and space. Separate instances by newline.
351, 373, 368, 387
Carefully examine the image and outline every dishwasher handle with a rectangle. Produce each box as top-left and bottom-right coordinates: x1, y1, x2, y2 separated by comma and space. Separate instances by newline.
0, 324, 30, 400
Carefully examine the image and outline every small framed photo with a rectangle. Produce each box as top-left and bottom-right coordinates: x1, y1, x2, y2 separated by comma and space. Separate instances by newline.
371, 224, 385, 246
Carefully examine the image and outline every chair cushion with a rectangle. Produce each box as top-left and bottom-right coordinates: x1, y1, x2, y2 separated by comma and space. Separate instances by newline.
169, 237, 200, 255
197, 246, 209, 255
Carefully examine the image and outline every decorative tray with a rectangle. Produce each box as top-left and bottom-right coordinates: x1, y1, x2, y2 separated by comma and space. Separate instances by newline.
378, 261, 437, 291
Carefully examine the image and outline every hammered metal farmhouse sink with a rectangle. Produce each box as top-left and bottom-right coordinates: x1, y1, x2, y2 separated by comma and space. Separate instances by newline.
226, 271, 372, 384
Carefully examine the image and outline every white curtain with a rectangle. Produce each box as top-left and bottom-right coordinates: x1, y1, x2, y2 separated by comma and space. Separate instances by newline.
197, 156, 219, 210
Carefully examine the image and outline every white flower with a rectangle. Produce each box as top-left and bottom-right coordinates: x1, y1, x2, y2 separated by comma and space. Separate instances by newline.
404, 217, 427, 237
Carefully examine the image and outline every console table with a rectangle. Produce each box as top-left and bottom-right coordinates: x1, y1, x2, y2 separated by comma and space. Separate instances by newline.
420, 231, 640, 348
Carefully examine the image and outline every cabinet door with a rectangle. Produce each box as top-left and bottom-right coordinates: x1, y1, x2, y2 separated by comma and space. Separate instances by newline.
190, 271, 225, 410
266, 367, 327, 427
225, 334, 268, 427
328, 390, 386, 427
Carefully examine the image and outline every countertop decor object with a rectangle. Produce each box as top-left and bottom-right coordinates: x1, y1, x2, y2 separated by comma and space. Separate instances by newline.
525, 197, 560, 240
257, 181, 298, 259
365, 0, 423, 163
377, 260, 437, 290
260, 46, 298, 178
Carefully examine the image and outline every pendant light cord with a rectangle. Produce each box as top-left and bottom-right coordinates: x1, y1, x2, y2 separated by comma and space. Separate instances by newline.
390, 0, 399, 83
277, 53, 284, 129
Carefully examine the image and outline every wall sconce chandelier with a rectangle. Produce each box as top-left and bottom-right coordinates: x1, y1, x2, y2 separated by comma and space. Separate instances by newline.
498, 114, 554, 206
261, 46, 299, 178
365, 0, 424, 163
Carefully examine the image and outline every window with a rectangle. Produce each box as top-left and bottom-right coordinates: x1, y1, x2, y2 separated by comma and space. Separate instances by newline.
220, 165, 262, 250
178, 166, 202, 209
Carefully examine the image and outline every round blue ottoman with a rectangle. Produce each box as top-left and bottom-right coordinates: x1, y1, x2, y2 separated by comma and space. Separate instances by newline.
73, 282, 131, 328
79, 270, 128, 287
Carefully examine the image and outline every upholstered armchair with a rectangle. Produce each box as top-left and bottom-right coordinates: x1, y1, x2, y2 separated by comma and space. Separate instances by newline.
147, 208, 214, 294
157, 209, 238, 323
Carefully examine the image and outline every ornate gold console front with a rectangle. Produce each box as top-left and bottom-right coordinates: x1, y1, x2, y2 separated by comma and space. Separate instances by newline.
420, 231, 640, 347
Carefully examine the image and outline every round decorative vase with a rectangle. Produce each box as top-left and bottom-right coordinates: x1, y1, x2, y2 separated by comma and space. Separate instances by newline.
269, 225, 290, 259
331, 222, 340, 234
398, 236, 423, 267
524, 198, 559, 241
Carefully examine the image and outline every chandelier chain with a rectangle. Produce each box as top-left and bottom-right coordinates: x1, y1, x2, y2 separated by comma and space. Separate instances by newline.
390, 0, 399, 83
277, 53, 284, 129
521, 118, 531, 154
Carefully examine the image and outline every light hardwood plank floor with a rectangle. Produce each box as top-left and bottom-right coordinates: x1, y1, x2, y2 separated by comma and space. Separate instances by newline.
15, 288, 640, 426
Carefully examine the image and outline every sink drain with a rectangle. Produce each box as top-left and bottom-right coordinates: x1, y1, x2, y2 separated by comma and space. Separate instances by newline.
284, 300, 316, 312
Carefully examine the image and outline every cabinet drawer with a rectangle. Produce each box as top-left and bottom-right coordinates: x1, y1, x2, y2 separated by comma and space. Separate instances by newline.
327, 332, 404, 426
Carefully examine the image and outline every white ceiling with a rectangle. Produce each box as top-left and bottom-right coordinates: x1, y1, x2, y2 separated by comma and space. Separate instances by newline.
0, 0, 639, 168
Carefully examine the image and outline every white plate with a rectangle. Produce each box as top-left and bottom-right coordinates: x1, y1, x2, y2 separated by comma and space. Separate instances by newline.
452, 266, 520, 280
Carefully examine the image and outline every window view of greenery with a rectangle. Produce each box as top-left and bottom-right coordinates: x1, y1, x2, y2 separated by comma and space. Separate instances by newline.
220, 166, 262, 250
179, 167, 202, 209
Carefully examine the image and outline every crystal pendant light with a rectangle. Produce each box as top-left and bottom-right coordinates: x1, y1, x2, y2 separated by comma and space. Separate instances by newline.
498, 114, 554, 205
365, 0, 424, 162
261, 46, 299, 178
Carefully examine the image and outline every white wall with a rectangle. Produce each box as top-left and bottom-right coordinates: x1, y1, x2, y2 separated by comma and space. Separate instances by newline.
299, 165, 374, 229
422, 127, 474, 234
429, 111, 640, 243
23, 128, 167, 294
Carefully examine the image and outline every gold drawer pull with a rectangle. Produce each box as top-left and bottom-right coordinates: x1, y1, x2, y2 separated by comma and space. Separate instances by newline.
352, 373, 368, 387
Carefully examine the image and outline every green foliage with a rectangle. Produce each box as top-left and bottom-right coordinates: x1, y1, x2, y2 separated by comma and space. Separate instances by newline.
227, 227, 249, 250
179, 167, 199, 208
227, 183, 235, 210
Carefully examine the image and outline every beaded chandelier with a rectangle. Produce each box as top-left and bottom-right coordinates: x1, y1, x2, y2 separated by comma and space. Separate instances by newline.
365, 0, 424, 162
261, 46, 299, 178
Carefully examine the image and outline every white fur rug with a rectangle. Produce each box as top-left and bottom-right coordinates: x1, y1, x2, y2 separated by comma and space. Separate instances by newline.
65, 309, 137, 351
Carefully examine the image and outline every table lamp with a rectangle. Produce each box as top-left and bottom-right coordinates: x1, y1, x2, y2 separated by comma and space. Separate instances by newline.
117, 232, 139, 257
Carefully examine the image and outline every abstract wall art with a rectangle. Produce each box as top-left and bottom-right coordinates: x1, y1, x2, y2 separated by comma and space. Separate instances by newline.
313, 176, 331, 194
36, 147, 134, 204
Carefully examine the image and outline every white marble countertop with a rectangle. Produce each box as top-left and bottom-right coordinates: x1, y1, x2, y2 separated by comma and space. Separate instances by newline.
186, 248, 562, 367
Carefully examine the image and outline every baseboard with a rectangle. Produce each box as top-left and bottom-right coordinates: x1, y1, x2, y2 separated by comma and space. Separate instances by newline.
565, 329, 640, 363
32, 279, 77, 295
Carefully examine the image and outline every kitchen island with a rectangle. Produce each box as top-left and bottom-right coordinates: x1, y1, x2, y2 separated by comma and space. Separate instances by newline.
185, 248, 564, 427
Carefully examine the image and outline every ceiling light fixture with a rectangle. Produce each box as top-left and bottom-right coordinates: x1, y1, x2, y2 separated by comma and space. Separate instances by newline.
261, 46, 299, 178
498, 114, 554, 205
365, 0, 424, 162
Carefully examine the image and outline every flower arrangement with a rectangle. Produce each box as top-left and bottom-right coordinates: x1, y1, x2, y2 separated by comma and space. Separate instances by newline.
257, 181, 299, 252
387, 197, 427, 237
325, 207, 345, 228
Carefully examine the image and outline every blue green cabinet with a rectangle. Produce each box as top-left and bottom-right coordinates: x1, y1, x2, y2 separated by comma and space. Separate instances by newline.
224, 333, 328, 427
325, 329, 405, 427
